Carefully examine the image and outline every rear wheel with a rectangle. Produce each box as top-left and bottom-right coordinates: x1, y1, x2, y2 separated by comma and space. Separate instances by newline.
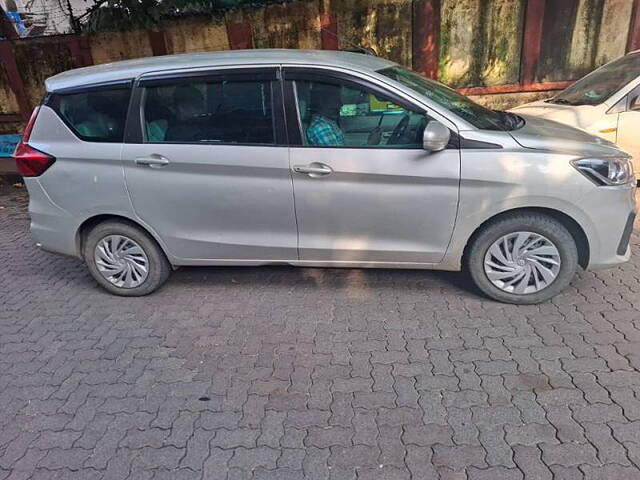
83, 220, 171, 296
467, 213, 578, 304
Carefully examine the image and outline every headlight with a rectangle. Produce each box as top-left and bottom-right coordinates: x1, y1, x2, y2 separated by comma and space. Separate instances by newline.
571, 157, 634, 186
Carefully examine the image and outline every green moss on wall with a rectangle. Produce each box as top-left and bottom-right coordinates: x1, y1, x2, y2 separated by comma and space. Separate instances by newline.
439, 0, 524, 88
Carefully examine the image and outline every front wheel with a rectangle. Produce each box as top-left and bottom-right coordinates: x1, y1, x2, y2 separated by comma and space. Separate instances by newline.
467, 213, 579, 304
83, 220, 171, 296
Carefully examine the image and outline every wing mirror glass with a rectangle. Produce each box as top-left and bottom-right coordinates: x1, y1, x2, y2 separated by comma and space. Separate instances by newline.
423, 120, 451, 152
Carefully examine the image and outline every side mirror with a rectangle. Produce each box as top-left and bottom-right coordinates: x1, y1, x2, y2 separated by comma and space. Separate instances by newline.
630, 95, 640, 112
423, 120, 451, 152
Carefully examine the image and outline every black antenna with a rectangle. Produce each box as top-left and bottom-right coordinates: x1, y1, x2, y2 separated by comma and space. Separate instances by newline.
319, 24, 378, 56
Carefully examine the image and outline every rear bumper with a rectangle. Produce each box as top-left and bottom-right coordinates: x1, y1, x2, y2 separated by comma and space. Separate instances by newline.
25, 178, 80, 259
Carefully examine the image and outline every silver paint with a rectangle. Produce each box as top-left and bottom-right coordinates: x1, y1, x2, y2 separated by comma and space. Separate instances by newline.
484, 232, 561, 294
95, 234, 149, 288
23, 49, 637, 294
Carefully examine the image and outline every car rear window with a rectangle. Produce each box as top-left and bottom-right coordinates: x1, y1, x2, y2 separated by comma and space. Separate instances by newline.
47, 86, 131, 143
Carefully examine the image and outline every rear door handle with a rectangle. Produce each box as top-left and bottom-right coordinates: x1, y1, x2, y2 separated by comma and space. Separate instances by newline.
293, 163, 333, 177
135, 155, 170, 167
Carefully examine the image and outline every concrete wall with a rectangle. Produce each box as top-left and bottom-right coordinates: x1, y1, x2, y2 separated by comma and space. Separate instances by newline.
0, 68, 19, 116
90, 30, 153, 64
12, 36, 74, 108
537, 0, 633, 82
440, 0, 525, 88
164, 19, 230, 53
468, 91, 552, 110
336, 0, 413, 66
226, 1, 321, 49
0, 0, 637, 128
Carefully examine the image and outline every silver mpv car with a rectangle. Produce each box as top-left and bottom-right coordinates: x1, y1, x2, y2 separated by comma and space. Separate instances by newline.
15, 50, 637, 304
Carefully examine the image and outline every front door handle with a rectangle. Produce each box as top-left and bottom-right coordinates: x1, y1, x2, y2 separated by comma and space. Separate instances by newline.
293, 163, 333, 177
135, 155, 170, 167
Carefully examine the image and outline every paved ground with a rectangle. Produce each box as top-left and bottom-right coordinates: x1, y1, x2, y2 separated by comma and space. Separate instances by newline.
2, 184, 640, 480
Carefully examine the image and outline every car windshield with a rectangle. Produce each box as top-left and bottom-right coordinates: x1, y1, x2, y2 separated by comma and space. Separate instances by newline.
548, 53, 640, 106
378, 66, 524, 131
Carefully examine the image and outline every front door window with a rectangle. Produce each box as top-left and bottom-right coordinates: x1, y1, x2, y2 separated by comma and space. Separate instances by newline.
294, 80, 430, 149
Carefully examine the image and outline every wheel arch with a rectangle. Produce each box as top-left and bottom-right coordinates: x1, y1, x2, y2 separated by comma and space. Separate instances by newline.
76, 214, 171, 262
462, 206, 590, 270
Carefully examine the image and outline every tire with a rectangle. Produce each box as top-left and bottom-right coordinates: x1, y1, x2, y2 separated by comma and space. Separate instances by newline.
466, 213, 578, 305
83, 220, 171, 296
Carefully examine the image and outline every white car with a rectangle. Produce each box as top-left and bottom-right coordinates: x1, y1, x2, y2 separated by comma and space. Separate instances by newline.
512, 50, 640, 171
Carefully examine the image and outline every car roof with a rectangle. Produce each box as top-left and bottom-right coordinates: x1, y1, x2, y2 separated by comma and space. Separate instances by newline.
46, 49, 396, 92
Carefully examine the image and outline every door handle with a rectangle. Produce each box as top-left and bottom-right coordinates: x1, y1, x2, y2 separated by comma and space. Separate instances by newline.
135, 155, 170, 167
293, 163, 333, 177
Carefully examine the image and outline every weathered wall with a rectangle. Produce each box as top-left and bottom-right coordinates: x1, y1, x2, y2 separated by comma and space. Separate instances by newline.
336, 0, 413, 67
0, 0, 638, 129
0, 69, 19, 116
469, 91, 551, 110
226, 1, 321, 49
0, 66, 21, 134
596, 0, 634, 65
537, 0, 632, 82
12, 37, 74, 108
440, 0, 525, 87
90, 30, 153, 64
164, 19, 230, 53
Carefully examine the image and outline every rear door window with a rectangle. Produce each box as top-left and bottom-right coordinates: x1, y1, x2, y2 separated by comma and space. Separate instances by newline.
141, 78, 275, 145
48, 86, 131, 143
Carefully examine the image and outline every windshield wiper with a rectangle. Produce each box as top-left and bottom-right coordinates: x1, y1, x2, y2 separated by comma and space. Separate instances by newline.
545, 98, 582, 105
493, 110, 525, 131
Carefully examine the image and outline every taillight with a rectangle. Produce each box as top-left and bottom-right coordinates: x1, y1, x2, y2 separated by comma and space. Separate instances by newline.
13, 106, 56, 177
14, 143, 55, 177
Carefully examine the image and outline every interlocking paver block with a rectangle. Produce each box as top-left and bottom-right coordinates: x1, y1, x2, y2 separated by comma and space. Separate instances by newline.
305, 427, 352, 448
467, 466, 523, 480
504, 423, 558, 446
1, 187, 640, 478
432, 445, 487, 471
540, 442, 599, 467
513, 445, 552, 480
229, 446, 280, 470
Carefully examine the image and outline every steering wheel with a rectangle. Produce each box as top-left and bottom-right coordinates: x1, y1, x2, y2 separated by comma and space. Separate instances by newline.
388, 114, 410, 145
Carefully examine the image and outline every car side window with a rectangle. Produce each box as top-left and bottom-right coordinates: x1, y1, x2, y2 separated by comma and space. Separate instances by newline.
48, 87, 131, 143
142, 79, 275, 145
294, 79, 430, 149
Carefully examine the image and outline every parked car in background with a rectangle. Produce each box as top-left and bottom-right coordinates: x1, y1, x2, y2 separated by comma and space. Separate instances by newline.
512, 50, 640, 171
13, 50, 637, 304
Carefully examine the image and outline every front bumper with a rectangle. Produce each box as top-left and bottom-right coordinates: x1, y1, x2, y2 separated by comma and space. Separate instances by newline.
586, 182, 636, 270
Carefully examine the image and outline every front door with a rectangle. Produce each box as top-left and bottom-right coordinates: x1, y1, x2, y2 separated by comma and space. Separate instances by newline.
121, 68, 298, 262
284, 69, 460, 264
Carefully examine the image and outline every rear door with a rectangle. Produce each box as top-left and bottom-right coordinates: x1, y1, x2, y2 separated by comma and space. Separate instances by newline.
121, 67, 298, 262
